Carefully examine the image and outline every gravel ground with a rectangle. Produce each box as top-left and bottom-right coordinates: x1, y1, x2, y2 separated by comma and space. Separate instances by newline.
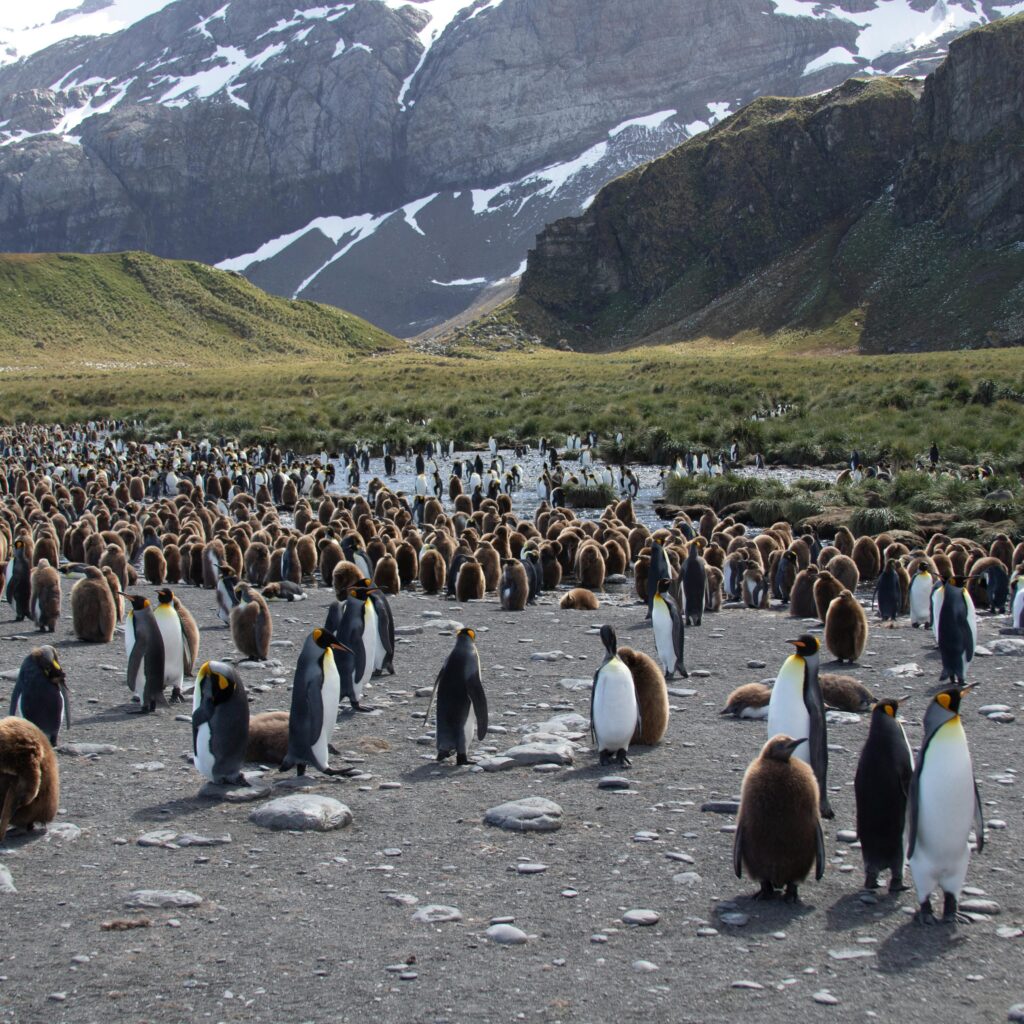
0, 576, 1022, 1024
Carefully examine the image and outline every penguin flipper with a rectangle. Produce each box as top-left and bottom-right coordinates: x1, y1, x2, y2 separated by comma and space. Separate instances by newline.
126, 639, 145, 693
973, 780, 985, 854
61, 683, 72, 732
7, 676, 21, 717
803, 673, 830, 802
467, 670, 488, 741
906, 764, 922, 859
181, 622, 194, 676
732, 826, 744, 879
192, 697, 213, 754
814, 820, 825, 881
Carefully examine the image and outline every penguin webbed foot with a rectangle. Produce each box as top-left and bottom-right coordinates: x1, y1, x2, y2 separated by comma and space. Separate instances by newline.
456, 753, 469, 766
783, 883, 801, 904
615, 750, 632, 767
864, 872, 880, 891
351, 702, 375, 713
599, 751, 613, 766
752, 880, 777, 901
819, 801, 835, 820
436, 749, 453, 763
914, 900, 938, 926
941, 893, 971, 925
169, 688, 185, 704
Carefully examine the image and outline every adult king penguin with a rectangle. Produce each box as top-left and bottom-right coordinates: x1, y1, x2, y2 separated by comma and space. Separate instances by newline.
9, 646, 70, 745
124, 594, 165, 713
153, 588, 193, 703
767, 634, 834, 818
651, 578, 687, 680
192, 661, 249, 786
937, 580, 976, 686
909, 564, 934, 628
908, 686, 984, 925
426, 628, 488, 765
591, 625, 640, 766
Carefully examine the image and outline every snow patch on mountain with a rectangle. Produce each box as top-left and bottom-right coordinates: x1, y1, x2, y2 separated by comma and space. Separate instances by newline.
803, 46, 859, 75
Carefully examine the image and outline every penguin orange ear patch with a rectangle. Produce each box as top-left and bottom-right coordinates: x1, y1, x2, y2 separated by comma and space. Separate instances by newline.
313, 628, 322, 641
217, 676, 229, 690
937, 692, 951, 709
884, 704, 895, 716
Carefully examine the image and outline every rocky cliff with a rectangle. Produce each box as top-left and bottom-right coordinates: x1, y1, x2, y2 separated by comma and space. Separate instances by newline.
517, 13, 1024, 352
0, 0, 1017, 335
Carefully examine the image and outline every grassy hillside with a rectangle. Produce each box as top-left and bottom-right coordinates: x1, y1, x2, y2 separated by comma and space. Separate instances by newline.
0, 251, 400, 366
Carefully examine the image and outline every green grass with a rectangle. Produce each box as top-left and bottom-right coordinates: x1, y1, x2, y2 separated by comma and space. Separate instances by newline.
561, 483, 617, 508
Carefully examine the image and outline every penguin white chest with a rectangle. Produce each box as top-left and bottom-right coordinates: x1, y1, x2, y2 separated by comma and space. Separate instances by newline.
357, 603, 378, 696
154, 607, 185, 686
592, 658, 638, 753
931, 586, 944, 644
910, 576, 932, 625
1014, 585, 1024, 629
767, 657, 810, 763
195, 722, 215, 781
313, 651, 342, 768
651, 600, 676, 673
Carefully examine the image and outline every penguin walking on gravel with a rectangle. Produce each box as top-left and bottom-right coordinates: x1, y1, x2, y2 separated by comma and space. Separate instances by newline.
937, 580, 976, 686
192, 661, 249, 786
324, 587, 376, 712
908, 686, 984, 925
873, 560, 902, 624
647, 542, 670, 619
651, 578, 687, 680
734, 734, 825, 902
681, 540, 707, 626
591, 625, 640, 767
6, 538, 31, 621
280, 628, 352, 776
362, 577, 394, 677
124, 594, 166, 713
767, 634, 833, 819
426, 627, 488, 765
216, 565, 239, 626
153, 588, 193, 703
9, 646, 70, 745
854, 698, 913, 893
909, 564, 933, 628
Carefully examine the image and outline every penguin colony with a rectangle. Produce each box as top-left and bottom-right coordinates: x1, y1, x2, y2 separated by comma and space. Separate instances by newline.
0, 422, 1017, 937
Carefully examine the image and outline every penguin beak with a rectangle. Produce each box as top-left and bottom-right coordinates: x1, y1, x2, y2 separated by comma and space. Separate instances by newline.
787, 737, 807, 752
959, 683, 977, 694
330, 642, 352, 654
785, 639, 803, 649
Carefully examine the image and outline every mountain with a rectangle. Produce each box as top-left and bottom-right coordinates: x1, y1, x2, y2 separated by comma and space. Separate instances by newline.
0, 250, 399, 366
0, 0, 1021, 336
516, 12, 1024, 353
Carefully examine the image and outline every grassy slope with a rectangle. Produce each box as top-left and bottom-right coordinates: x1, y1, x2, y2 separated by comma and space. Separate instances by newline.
0, 251, 400, 365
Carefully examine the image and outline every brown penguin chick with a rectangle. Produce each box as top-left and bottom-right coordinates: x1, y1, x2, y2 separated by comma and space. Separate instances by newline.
0, 716, 60, 841
281, 537, 302, 584
395, 542, 419, 587
575, 540, 606, 591
789, 565, 820, 619
163, 542, 183, 583
332, 560, 364, 599
317, 538, 344, 585
99, 543, 128, 590
734, 734, 824, 902
499, 559, 529, 611
29, 560, 61, 632
540, 541, 563, 590
244, 541, 271, 586
775, 549, 798, 604
743, 563, 769, 609
851, 535, 881, 582
618, 646, 669, 746
418, 547, 446, 595
559, 587, 600, 611
70, 566, 116, 642
826, 554, 860, 593
824, 589, 869, 663
989, 533, 1014, 571
373, 555, 401, 596
820, 673, 875, 713
720, 682, 772, 720
833, 526, 855, 556
244, 711, 290, 765
32, 530, 59, 568
633, 553, 650, 604
602, 539, 628, 577
455, 558, 485, 602
705, 565, 723, 612
98, 566, 124, 623
813, 570, 844, 622
296, 534, 317, 578
931, 551, 953, 581
230, 585, 272, 661
143, 545, 167, 585
475, 542, 501, 592
172, 596, 201, 668
280, 478, 298, 510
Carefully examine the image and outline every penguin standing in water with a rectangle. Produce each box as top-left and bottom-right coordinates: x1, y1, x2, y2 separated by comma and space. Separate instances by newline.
124, 594, 165, 712
854, 698, 913, 893
280, 628, 351, 776
766, 634, 833, 818
937, 580, 976, 686
9, 646, 70, 745
591, 625, 640, 767
426, 628, 488, 765
651, 578, 687, 680
908, 686, 984, 925
153, 588, 193, 703
192, 661, 249, 786
733, 735, 825, 902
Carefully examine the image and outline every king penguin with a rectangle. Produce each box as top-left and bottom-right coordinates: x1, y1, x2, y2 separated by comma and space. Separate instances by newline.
647, 542, 670, 620
937, 580, 976, 686
192, 661, 249, 786
216, 564, 239, 626
426, 627, 488, 765
651, 577, 687, 680
908, 686, 984, 925
854, 698, 913, 893
766, 633, 834, 818
591, 625, 640, 766
909, 563, 934, 628
9, 646, 70, 745
124, 594, 166, 713
280, 628, 351, 776
153, 588, 193, 703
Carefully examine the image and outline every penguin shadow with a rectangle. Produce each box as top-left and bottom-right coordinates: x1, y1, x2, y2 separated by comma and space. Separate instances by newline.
398, 760, 476, 785
874, 915, 969, 971
70, 703, 165, 727
721, 892, 816, 932
824, 889, 909, 932
0, 827, 49, 853
130, 795, 210, 824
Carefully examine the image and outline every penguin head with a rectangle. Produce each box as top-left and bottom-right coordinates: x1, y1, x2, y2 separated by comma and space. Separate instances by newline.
931, 684, 973, 719
762, 734, 806, 762
156, 588, 174, 605
599, 624, 617, 657
786, 634, 819, 656
125, 594, 149, 611
31, 645, 65, 686
457, 627, 476, 644
197, 661, 237, 702
655, 577, 672, 596
872, 697, 903, 719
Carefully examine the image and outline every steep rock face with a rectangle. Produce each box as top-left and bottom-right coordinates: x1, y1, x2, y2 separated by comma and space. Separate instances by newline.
895, 14, 1024, 247
521, 78, 918, 329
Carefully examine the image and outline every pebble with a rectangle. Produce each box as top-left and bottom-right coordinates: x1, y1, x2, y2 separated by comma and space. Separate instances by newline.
47, 993, 66, 1003
411, 905, 462, 924
673, 871, 702, 886
386, 894, 418, 906
667, 687, 697, 697
58, 742, 119, 756
622, 909, 660, 926
590, 934, 608, 944
988, 713, 1016, 724
484, 797, 563, 833
690, 670, 710, 678
45, 823, 82, 842
515, 863, 548, 874
836, 830, 858, 843
1009, 1005, 1024, 1022
719, 912, 749, 927
959, 898, 1000, 915
502, 741, 575, 766
249, 795, 352, 832
701, 801, 739, 815
198, 777, 271, 802
633, 830, 659, 842
530, 651, 572, 662
746, 660, 766, 669
991, 638, 1024, 655
126, 890, 203, 909
829, 948, 874, 960
979, 705, 1012, 715
598, 776, 631, 790
813, 991, 839, 1005
561, 889, 578, 898
696, 927, 718, 937
731, 980, 763, 990
486, 924, 528, 945
0, 865, 15, 894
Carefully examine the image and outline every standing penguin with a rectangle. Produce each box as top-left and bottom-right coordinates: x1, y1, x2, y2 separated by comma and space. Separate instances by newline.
231, 584, 272, 661
216, 565, 239, 626
824, 589, 868, 663
192, 661, 249, 786
29, 560, 61, 633
855, 698, 913, 893
874, 560, 902, 624
937, 581, 976, 686
280, 628, 351, 776
908, 686, 984, 925
124, 594, 165, 712
733, 735, 825, 902
153, 588, 194, 703
651, 577, 687, 680
426, 627, 488, 765
590, 625, 640, 766
681, 540, 707, 626
909, 564, 934, 628
6, 538, 31, 621
647, 542, 670, 619
324, 585, 377, 712
767, 634, 833, 819
362, 577, 394, 678
9, 646, 71, 745
499, 560, 529, 611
